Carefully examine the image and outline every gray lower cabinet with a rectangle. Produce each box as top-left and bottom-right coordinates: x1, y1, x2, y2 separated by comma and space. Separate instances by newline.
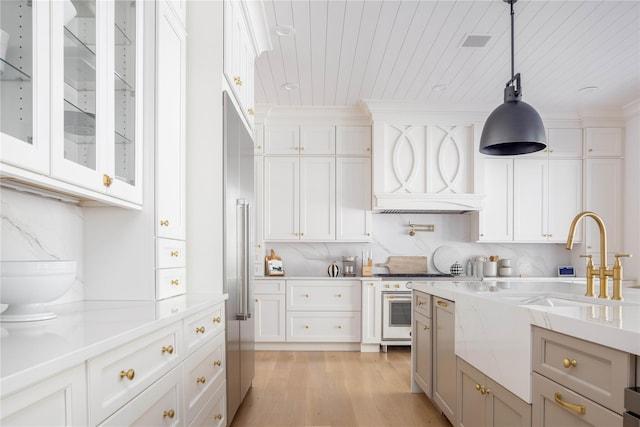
432, 297, 456, 425
457, 357, 532, 427
413, 310, 432, 396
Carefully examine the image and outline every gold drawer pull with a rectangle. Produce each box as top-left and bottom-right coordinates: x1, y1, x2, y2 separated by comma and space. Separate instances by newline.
215, 413, 223, 420
437, 300, 449, 308
196, 376, 206, 384
562, 358, 577, 368
554, 392, 586, 414
196, 326, 205, 334
163, 409, 175, 419
171, 279, 179, 286
160, 220, 169, 227
423, 325, 429, 331
119, 369, 135, 380
170, 251, 179, 257
417, 300, 425, 306
213, 316, 221, 323
214, 360, 222, 367
162, 345, 174, 355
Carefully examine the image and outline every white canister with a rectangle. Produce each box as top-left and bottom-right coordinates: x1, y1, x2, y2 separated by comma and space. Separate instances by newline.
483, 261, 497, 277
498, 267, 512, 277
498, 259, 511, 268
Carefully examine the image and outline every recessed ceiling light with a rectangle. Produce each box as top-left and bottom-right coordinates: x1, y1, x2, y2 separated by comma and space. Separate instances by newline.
460, 34, 492, 48
274, 25, 296, 37
281, 82, 299, 91
578, 86, 599, 94
432, 84, 448, 93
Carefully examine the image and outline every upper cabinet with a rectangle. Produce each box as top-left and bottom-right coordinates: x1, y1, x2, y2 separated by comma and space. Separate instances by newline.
0, 0, 144, 207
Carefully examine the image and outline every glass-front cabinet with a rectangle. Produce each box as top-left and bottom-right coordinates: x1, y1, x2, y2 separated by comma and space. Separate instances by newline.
0, 0, 143, 206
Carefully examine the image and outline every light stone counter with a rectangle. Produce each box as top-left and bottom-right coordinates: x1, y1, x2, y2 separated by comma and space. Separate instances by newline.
0, 293, 228, 397
409, 280, 640, 403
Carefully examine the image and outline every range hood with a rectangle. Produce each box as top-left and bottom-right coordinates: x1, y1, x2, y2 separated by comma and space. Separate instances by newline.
373, 193, 484, 214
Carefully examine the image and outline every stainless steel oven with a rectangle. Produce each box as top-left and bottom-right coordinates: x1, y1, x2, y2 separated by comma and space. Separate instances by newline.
381, 292, 412, 347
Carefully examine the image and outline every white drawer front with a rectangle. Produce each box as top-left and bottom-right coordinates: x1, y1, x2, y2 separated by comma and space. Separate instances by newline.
88, 324, 182, 425
184, 333, 225, 426
188, 381, 226, 427
254, 279, 286, 295
184, 303, 225, 353
157, 267, 187, 299
156, 238, 186, 268
287, 281, 361, 311
286, 311, 361, 342
99, 366, 183, 426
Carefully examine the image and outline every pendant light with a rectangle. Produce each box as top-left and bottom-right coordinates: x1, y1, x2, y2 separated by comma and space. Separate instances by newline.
479, 0, 546, 156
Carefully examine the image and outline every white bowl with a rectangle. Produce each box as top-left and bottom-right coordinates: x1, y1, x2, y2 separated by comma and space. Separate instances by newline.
1, 261, 76, 322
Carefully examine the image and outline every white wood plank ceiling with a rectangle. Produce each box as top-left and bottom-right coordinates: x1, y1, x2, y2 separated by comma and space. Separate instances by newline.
254, 0, 640, 116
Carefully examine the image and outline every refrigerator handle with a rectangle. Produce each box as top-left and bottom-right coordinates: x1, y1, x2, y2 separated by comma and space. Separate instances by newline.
237, 199, 251, 321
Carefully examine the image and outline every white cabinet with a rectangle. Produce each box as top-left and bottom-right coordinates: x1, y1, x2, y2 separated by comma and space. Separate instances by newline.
254, 279, 286, 342
336, 157, 372, 241
83, 0, 186, 301
1, 0, 144, 207
479, 158, 513, 241
432, 297, 456, 425
457, 357, 532, 427
286, 280, 361, 342
223, 0, 256, 127
263, 156, 335, 241
0, 364, 87, 426
336, 126, 372, 155
254, 155, 265, 275
361, 280, 381, 345
301, 125, 336, 154
513, 158, 582, 242
265, 125, 336, 155
583, 128, 624, 260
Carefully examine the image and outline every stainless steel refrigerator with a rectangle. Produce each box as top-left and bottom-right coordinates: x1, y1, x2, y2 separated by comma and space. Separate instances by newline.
223, 91, 255, 423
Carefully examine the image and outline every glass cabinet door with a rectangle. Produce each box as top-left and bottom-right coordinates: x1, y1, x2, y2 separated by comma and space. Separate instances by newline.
0, 0, 50, 173
62, 0, 98, 175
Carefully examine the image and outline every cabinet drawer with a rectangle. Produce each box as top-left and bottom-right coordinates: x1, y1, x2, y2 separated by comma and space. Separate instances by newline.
287, 281, 361, 311
414, 291, 431, 318
532, 372, 622, 427
188, 381, 226, 427
533, 326, 633, 414
88, 323, 182, 425
286, 311, 361, 342
99, 366, 183, 426
184, 332, 225, 426
156, 238, 186, 268
183, 303, 225, 353
254, 279, 285, 294
156, 267, 187, 299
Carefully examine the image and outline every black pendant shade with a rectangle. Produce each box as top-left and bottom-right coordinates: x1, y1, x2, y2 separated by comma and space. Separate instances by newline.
479, 0, 547, 156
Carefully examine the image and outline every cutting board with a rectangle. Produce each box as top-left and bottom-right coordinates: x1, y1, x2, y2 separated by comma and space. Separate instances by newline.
376, 256, 428, 274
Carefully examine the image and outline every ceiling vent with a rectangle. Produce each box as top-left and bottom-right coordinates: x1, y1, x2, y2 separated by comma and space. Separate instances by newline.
461, 34, 492, 48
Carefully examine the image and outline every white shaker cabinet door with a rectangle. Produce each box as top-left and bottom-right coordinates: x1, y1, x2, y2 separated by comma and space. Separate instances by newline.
513, 159, 548, 242
336, 126, 371, 156
299, 157, 335, 241
336, 157, 372, 241
255, 293, 286, 342
547, 159, 582, 242
263, 156, 299, 240
300, 125, 335, 154
479, 158, 513, 241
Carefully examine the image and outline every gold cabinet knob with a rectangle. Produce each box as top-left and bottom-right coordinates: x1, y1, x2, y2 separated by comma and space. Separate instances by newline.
437, 300, 449, 308
423, 325, 429, 331
161, 345, 174, 355
163, 409, 175, 419
480, 233, 484, 237
214, 360, 222, 367
475, 384, 481, 391
119, 369, 135, 380
562, 358, 577, 368
170, 251, 179, 257
337, 325, 342, 329
213, 316, 222, 323
588, 148, 593, 152
480, 386, 491, 395
418, 300, 425, 306
103, 174, 113, 187
234, 76, 242, 86
337, 293, 342, 298
196, 376, 206, 384
300, 232, 304, 236
300, 146, 305, 151
304, 294, 310, 298
196, 326, 205, 334
304, 325, 309, 329
171, 279, 179, 286
248, 108, 254, 116
215, 413, 223, 420
160, 220, 169, 227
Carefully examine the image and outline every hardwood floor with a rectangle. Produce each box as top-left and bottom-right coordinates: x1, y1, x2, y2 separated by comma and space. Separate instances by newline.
230, 347, 452, 427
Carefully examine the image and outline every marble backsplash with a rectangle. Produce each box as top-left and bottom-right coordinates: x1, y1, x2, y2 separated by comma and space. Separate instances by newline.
262, 213, 575, 278
1, 188, 84, 304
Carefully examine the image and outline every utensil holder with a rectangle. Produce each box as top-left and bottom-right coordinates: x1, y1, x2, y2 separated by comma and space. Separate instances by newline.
483, 261, 497, 277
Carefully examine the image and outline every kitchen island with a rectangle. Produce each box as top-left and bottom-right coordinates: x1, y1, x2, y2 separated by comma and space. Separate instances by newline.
410, 279, 639, 425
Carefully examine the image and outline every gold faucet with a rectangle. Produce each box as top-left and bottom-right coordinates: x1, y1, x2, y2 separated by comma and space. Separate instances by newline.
566, 211, 631, 301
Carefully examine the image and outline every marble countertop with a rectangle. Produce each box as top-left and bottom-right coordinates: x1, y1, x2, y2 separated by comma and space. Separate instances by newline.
0, 293, 228, 397
410, 279, 640, 403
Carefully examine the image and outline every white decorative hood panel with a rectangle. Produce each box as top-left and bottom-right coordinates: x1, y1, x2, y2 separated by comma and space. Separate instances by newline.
371, 122, 484, 213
